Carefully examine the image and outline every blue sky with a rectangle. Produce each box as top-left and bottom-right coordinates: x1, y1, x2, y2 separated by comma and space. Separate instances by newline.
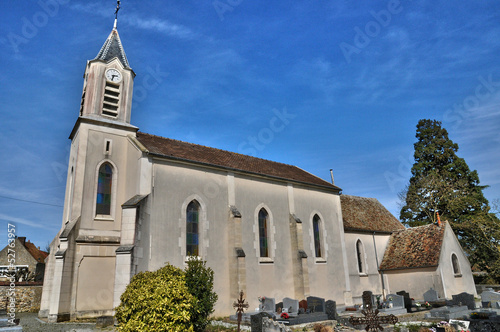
0, 1, 499, 250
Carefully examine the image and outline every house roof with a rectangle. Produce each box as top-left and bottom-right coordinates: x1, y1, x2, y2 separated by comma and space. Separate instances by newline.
94, 28, 130, 69
340, 195, 405, 233
18, 238, 49, 263
135, 132, 341, 191
379, 223, 446, 271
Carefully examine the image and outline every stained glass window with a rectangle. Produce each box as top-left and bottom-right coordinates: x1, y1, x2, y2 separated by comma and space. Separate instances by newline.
259, 208, 269, 257
356, 240, 364, 273
313, 215, 322, 257
96, 163, 112, 215
186, 201, 200, 256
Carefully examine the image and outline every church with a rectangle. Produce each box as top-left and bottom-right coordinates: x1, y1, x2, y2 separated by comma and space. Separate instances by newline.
39, 17, 476, 322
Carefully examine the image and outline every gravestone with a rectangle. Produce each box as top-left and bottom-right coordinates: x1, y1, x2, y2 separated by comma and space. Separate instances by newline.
362, 291, 373, 308
299, 300, 307, 311
427, 306, 469, 320
275, 302, 283, 313
451, 292, 475, 310
260, 297, 276, 312
386, 293, 404, 309
283, 297, 299, 315
326, 300, 337, 320
396, 290, 412, 313
251, 311, 273, 332
424, 288, 439, 302
481, 290, 500, 309
307, 296, 325, 313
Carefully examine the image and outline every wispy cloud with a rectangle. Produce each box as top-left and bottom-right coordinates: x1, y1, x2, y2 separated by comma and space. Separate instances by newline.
0, 213, 48, 229
70, 3, 197, 40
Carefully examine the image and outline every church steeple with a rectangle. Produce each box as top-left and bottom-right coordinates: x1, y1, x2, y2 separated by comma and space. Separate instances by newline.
76, 0, 135, 125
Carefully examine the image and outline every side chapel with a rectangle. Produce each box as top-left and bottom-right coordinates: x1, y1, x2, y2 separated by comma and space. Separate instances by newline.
39, 17, 476, 321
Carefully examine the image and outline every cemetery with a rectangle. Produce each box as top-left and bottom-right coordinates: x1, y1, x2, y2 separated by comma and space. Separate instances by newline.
230, 288, 500, 332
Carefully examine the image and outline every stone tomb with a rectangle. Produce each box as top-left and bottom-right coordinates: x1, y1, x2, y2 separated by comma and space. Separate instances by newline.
260, 297, 276, 313
396, 290, 412, 313
448, 292, 476, 310
325, 300, 337, 320
251, 311, 274, 332
481, 290, 500, 309
275, 302, 283, 313
423, 288, 439, 302
282, 297, 299, 316
379, 294, 407, 316
426, 306, 469, 320
307, 296, 325, 313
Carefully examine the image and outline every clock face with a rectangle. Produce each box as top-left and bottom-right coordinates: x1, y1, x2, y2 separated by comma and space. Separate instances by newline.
105, 69, 122, 83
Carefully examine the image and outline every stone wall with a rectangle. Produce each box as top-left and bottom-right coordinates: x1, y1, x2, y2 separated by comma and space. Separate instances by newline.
0, 282, 43, 312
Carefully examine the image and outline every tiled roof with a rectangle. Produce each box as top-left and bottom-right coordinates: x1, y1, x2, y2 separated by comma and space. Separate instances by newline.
23, 240, 49, 263
135, 132, 341, 190
379, 223, 445, 271
340, 195, 405, 233
94, 28, 130, 68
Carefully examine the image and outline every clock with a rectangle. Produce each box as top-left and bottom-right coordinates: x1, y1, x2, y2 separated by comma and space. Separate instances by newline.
105, 68, 122, 83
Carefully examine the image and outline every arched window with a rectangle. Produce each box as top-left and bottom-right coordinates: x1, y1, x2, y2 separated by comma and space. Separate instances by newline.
356, 240, 365, 274
96, 163, 113, 215
186, 201, 200, 256
313, 215, 322, 257
258, 208, 269, 257
452, 253, 461, 275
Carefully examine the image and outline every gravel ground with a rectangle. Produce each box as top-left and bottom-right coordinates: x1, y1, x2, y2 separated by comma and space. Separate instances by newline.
14, 312, 116, 332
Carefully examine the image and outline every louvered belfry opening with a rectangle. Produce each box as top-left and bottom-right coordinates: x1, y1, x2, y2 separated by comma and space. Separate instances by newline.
102, 82, 120, 117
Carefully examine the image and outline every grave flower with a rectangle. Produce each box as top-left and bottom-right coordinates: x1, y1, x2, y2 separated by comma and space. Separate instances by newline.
424, 301, 431, 308
280, 312, 290, 319
258, 296, 266, 303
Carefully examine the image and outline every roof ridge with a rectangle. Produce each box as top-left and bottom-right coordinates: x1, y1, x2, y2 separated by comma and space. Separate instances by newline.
341, 194, 378, 200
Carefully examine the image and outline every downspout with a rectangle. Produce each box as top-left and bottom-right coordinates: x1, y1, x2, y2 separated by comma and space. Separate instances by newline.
373, 232, 386, 300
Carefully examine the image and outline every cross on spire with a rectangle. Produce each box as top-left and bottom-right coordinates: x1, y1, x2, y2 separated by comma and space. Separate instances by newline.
113, 1, 121, 29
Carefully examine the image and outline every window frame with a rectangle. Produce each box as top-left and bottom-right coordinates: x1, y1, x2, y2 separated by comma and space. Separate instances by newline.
254, 204, 275, 263
451, 253, 462, 277
356, 239, 367, 276
93, 160, 117, 221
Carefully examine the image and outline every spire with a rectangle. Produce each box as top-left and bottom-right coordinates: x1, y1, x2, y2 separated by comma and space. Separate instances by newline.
94, 1, 130, 69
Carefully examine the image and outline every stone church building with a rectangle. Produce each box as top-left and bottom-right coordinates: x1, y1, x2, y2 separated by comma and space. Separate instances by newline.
39, 22, 476, 322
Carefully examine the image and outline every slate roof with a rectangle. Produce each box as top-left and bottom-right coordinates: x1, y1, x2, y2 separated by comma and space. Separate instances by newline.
340, 195, 405, 233
135, 132, 341, 190
379, 223, 446, 271
94, 28, 130, 69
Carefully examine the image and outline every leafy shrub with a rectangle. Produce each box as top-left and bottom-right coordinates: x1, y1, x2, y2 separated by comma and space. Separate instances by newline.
115, 264, 196, 332
185, 257, 218, 332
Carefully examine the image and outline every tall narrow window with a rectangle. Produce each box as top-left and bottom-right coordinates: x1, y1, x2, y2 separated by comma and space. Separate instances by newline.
96, 163, 113, 215
356, 240, 365, 273
186, 201, 200, 256
313, 215, 322, 257
452, 253, 461, 275
258, 208, 269, 257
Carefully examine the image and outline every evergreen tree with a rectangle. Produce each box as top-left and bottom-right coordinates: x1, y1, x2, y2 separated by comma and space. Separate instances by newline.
400, 119, 500, 282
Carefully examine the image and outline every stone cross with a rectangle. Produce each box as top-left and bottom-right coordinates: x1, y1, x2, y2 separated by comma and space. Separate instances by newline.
349, 292, 398, 331
233, 290, 249, 332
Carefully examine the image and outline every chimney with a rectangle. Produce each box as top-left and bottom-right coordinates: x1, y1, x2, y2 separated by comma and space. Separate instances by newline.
436, 212, 441, 226
18, 237, 26, 246
330, 169, 335, 185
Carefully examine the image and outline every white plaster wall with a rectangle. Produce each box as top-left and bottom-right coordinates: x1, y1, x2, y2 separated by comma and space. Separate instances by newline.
383, 268, 444, 300
344, 232, 390, 301
293, 188, 346, 304
438, 223, 477, 298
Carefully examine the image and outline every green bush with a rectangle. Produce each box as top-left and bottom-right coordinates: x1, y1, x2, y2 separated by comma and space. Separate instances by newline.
185, 256, 218, 332
115, 264, 196, 332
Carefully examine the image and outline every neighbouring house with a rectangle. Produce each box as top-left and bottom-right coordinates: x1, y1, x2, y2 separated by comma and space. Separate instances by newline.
0, 237, 48, 282
39, 15, 476, 322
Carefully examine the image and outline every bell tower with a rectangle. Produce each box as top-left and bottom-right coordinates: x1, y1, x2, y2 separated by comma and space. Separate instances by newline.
79, 20, 135, 123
